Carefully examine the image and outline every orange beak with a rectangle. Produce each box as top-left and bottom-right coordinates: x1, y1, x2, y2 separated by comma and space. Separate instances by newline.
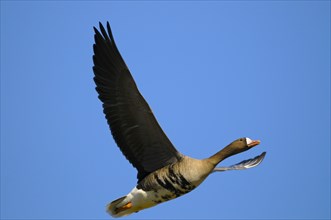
248, 140, 261, 148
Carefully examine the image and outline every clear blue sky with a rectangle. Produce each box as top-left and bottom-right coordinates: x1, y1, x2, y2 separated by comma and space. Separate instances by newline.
1, 1, 330, 219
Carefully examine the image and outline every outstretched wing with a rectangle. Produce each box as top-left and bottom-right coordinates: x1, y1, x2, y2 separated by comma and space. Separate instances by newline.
213, 152, 266, 172
92, 22, 183, 182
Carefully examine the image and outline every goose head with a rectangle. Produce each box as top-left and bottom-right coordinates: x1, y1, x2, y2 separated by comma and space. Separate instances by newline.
208, 137, 261, 166
226, 137, 261, 155
235, 137, 260, 150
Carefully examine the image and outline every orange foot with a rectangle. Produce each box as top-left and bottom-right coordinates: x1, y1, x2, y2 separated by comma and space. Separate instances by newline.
116, 202, 132, 213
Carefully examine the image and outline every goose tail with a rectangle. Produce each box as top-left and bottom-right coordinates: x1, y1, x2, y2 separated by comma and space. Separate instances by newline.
106, 195, 134, 218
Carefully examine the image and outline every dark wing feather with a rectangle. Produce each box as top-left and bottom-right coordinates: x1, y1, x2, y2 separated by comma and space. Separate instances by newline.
92, 22, 182, 182
213, 152, 266, 172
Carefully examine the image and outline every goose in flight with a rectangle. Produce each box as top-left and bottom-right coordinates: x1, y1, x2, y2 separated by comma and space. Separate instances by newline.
92, 22, 266, 218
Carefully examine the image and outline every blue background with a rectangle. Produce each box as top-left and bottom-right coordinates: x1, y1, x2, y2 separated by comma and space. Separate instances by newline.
1, 1, 330, 219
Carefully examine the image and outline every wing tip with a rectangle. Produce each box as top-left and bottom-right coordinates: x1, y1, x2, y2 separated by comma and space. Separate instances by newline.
259, 151, 267, 161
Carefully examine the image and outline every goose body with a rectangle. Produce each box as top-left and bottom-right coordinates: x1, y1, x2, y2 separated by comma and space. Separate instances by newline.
108, 156, 210, 217
92, 22, 266, 218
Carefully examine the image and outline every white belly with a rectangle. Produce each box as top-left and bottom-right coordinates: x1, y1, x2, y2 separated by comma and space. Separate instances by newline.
129, 186, 177, 209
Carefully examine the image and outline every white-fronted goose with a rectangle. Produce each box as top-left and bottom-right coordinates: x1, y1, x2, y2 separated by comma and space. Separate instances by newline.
92, 22, 266, 218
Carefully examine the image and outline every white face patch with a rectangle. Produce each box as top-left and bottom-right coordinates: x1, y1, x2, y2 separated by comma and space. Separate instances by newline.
245, 137, 253, 145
